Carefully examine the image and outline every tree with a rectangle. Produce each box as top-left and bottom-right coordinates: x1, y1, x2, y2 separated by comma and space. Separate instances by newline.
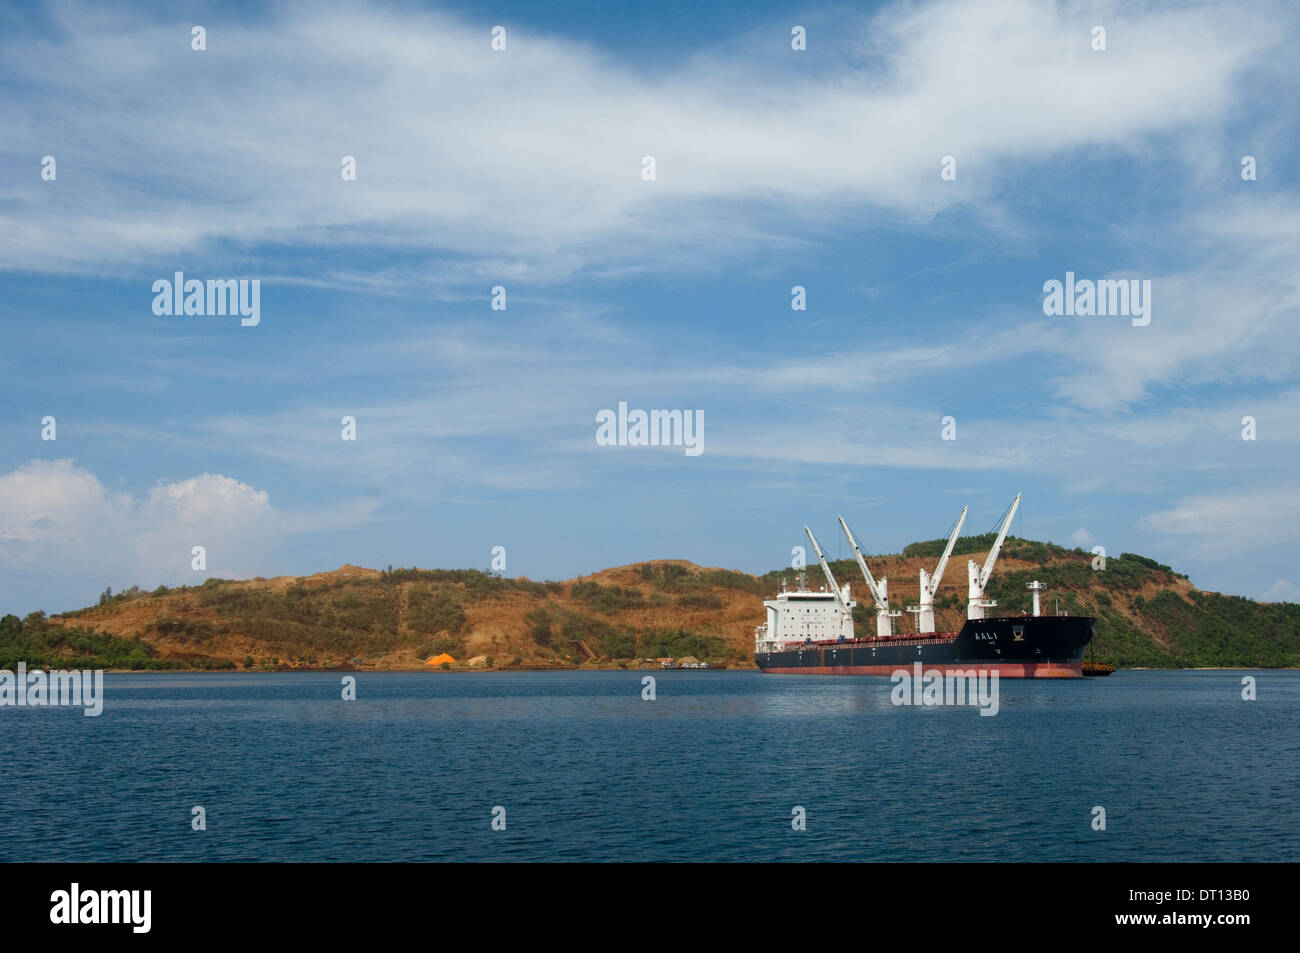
526, 608, 552, 646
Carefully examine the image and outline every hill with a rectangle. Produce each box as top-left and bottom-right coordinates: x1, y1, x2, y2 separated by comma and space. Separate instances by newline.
3, 538, 1299, 671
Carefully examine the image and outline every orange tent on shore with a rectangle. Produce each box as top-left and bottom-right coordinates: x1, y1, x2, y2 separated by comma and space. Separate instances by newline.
426, 653, 456, 666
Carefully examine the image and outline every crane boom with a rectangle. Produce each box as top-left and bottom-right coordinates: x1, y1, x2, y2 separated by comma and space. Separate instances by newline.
914, 505, 969, 634
978, 493, 1021, 589
927, 505, 968, 597
805, 526, 850, 618
837, 517, 885, 608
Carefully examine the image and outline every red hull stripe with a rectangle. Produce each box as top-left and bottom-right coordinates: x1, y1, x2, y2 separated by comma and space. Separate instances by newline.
759, 661, 1082, 679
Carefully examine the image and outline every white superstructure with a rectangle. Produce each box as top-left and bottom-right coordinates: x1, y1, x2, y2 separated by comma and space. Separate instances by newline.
753, 579, 856, 652
753, 527, 855, 652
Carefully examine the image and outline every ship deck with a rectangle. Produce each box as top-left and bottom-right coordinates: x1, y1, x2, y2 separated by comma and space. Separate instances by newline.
782, 631, 961, 649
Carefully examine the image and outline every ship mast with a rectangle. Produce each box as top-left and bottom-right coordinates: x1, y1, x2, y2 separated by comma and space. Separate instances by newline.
914, 505, 968, 634
1026, 580, 1047, 617
967, 493, 1021, 620
838, 517, 900, 637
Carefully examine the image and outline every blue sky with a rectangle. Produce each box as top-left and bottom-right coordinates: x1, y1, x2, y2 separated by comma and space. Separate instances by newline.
2, 0, 1298, 614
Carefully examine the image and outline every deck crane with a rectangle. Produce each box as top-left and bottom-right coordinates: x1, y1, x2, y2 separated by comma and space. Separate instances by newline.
967, 493, 1021, 620
915, 505, 968, 634
804, 526, 855, 640
838, 517, 901, 637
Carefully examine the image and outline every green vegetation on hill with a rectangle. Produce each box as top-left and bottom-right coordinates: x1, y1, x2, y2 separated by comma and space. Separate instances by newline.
982, 549, 1298, 667
379, 566, 556, 599
0, 612, 217, 670
570, 581, 647, 612
903, 531, 1002, 559
538, 604, 745, 663
638, 563, 769, 596
4, 538, 1298, 671
7, 565, 756, 669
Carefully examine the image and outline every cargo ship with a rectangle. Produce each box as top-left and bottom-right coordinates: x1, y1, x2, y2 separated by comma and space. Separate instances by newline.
754, 494, 1095, 678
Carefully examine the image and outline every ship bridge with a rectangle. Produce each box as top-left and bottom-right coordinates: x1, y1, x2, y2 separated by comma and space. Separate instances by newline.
755, 573, 855, 652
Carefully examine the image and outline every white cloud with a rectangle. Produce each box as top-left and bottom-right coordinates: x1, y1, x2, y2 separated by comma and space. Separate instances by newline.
1263, 579, 1300, 603
0, 460, 281, 586
1069, 527, 1095, 547
0, 0, 1268, 278
1047, 258, 1300, 412
1141, 488, 1300, 556
4, 0, 1291, 424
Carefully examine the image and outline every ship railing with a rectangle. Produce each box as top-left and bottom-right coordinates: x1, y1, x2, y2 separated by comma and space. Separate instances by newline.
784, 633, 960, 649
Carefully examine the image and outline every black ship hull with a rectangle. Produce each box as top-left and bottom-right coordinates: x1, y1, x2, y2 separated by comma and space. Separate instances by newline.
756, 615, 1095, 678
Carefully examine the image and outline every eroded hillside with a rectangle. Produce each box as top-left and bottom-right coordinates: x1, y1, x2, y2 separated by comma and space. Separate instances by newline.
4, 538, 1298, 670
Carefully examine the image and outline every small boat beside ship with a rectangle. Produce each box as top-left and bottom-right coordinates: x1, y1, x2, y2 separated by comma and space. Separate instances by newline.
754, 494, 1096, 678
